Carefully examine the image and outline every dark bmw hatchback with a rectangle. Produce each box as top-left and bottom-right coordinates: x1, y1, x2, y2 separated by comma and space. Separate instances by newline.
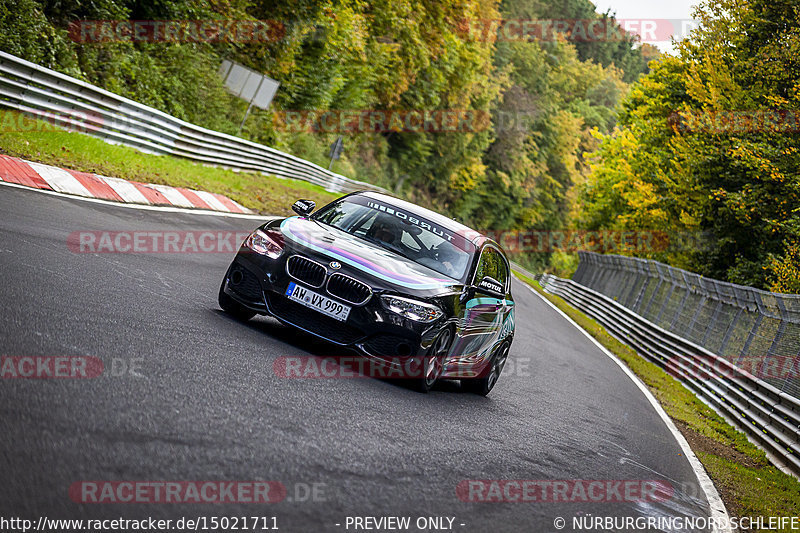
219, 191, 515, 394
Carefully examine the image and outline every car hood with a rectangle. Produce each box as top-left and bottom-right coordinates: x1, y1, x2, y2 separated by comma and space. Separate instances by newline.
279, 217, 460, 293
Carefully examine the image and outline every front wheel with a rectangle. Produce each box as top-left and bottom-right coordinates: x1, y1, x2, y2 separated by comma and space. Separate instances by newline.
462, 340, 510, 396
413, 328, 452, 393
218, 275, 256, 321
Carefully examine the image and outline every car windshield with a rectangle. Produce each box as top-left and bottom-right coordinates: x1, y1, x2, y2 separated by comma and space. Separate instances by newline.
313, 196, 475, 281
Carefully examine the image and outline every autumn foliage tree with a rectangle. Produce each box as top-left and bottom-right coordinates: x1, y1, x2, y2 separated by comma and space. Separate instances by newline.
2, 0, 652, 273
581, 0, 800, 291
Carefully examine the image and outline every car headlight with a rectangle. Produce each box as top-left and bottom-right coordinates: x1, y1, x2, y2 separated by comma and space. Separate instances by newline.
382, 295, 443, 323
244, 229, 284, 258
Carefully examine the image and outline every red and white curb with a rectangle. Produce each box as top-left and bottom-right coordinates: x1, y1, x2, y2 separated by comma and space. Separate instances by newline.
0, 155, 251, 214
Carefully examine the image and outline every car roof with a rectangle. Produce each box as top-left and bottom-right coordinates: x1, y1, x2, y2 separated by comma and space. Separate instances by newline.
354, 191, 491, 247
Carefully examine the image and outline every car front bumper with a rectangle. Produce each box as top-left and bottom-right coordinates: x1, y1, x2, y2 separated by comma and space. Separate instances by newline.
222, 251, 502, 380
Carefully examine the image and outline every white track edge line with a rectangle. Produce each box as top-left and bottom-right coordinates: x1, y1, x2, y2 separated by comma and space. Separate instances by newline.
515, 276, 732, 533
0, 180, 269, 220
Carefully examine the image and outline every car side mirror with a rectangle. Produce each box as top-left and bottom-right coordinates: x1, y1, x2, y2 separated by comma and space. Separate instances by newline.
292, 199, 316, 216
476, 276, 505, 298
459, 285, 475, 303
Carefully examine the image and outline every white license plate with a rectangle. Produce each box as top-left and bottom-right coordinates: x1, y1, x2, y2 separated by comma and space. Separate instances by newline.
285, 282, 351, 322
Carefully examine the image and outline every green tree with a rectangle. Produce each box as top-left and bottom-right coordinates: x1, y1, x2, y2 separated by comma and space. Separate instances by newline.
581, 0, 800, 290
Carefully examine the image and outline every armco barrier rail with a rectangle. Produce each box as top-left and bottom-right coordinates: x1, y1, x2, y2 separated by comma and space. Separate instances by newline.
539, 272, 800, 474
573, 251, 800, 399
0, 51, 382, 194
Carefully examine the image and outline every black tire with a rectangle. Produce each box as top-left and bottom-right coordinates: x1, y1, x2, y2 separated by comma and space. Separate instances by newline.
462, 340, 510, 396
413, 328, 453, 393
218, 276, 256, 321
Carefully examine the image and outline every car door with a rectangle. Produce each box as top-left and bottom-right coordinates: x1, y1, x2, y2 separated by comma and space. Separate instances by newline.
451, 245, 514, 365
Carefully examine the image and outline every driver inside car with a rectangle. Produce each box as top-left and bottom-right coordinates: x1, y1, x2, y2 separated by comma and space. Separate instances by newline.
414, 239, 461, 278
368, 218, 401, 248
432, 244, 463, 278
368, 216, 463, 279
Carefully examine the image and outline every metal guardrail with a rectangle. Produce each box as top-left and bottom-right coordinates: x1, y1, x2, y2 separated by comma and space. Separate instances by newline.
0, 51, 383, 195
573, 252, 800, 399
539, 273, 800, 474
509, 261, 539, 283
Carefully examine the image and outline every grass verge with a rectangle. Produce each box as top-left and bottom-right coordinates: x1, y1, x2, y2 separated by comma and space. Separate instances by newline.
0, 111, 339, 215
513, 271, 800, 529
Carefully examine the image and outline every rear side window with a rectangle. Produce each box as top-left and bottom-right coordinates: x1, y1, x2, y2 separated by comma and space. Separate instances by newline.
474, 247, 508, 289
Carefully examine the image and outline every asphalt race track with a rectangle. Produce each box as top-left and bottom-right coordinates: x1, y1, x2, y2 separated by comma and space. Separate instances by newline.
0, 184, 715, 532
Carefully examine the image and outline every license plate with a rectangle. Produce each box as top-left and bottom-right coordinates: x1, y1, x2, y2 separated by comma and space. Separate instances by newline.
285, 282, 351, 322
